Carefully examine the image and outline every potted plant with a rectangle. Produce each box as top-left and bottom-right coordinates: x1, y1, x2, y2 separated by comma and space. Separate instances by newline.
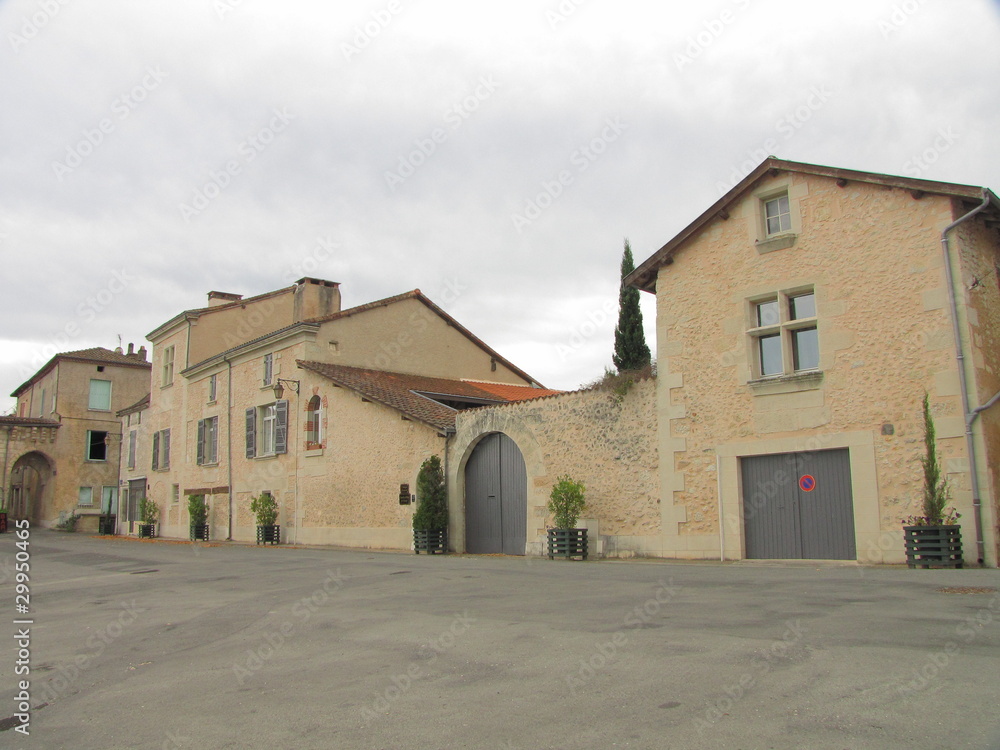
412, 455, 448, 554
251, 492, 280, 545
903, 394, 963, 568
138, 497, 159, 538
188, 493, 209, 541
547, 475, 588, 560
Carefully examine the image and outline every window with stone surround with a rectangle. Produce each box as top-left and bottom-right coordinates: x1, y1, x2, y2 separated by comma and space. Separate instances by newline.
747, 289, 819, 379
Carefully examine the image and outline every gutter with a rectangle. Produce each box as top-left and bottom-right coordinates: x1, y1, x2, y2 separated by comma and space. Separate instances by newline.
940, 189, 993, 566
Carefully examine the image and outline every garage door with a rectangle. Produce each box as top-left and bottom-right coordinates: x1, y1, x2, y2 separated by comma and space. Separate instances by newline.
741, 448, 856, 560
465, 433, 527, 555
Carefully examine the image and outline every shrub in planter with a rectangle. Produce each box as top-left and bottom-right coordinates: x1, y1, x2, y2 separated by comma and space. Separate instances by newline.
54, 511, 79, 532
903, 394, 963, 568
251, 492, 280, 545
188, 493, 209, 541
413, 455, 448, 554
547, 475, 588, 560
138, 497, 159, 538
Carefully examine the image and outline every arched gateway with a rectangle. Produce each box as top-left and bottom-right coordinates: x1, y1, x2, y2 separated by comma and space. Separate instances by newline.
464, 432, 527, 555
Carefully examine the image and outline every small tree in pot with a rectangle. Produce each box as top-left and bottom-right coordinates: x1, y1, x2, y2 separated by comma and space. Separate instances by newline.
547, 475, 588, 560
138, 497, 159, 538
188, 493, 209, 541
251, 492, 280, 545
903, 394, 963, 568
413, 455, 448, 554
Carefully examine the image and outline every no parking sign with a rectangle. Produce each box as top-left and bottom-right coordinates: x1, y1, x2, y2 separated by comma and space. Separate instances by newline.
799, 475, 816, 492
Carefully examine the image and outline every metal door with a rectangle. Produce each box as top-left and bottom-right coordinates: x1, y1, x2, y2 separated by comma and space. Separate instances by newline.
465, 433, 527, 555
741, 448, 856, 560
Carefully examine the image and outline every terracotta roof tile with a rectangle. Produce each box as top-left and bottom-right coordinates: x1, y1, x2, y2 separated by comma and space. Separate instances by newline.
0, 416, 61, 427
463, 381, 563, 402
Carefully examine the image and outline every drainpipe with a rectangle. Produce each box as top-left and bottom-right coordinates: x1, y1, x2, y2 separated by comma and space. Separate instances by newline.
225, 356, 234, 541
1, 426, 11, 512
716, 453, 725, 562
941, 189, 992, 566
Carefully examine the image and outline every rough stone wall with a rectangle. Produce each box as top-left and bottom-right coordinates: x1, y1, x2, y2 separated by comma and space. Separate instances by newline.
450, 377, 659, 555
654, 171, 984, 561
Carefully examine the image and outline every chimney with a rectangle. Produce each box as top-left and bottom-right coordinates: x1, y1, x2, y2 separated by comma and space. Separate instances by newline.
293, 278, 341, 322
127, 343, 135, 356
136, 346, 147, 361
208, 291, 243, 308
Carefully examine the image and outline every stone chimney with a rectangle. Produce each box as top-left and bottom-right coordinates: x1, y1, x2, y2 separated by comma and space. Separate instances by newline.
293, 278, 341, 322
136, 346, 148, 362
208, 291, 243, 307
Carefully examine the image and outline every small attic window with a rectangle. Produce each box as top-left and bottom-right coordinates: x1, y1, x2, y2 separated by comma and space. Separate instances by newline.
764, 194, 791, 236
97, 366, 105, 372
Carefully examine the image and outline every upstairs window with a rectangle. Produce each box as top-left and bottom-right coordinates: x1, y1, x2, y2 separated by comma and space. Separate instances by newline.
764, 194, 791, 236
245, 401, 288, 458
197, 416, 219, 465
88, 379, 112, 411
162, 345, 175, 387
86, 430, 108, 461
306, 395, 323, 448
208, 373, 218, 403
748, 289, 819, 379
152, 428, 171, 470
262, 354, 274, 386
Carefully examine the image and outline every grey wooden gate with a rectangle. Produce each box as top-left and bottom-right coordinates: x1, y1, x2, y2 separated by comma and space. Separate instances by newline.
741, 448, 856, 560
127, 478, 145, 534
465, 433, 527, 555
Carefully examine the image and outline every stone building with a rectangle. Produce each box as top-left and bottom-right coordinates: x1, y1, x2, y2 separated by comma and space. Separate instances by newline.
449, 158, 1000, 566
7, 346, 151, 531
123, 278, 557, 545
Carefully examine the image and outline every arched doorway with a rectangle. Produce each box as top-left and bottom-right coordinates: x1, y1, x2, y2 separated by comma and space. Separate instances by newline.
8, 452, 55, 523
464, 433, 527, 555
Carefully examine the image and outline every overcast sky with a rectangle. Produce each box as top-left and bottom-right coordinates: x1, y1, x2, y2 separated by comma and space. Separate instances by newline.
2, 0, 999, 410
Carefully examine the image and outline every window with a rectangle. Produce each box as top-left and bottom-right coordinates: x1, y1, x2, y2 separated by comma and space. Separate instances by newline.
764, 194, 791, 236
78, 487, 94, 506
89, 379, 112, 410
245, 401, 288, 458
208, 374, 218, 403
152, 428, 171, 470
127, 429, 137, 469
197, 416, 219, 465
748, 290, 819, 379
171, 484, 180, 505
86, 430, 108, 461
306, 395, 322, 448
161, 345, 175, 387
101, 486, 118, 514
40, 388, 46, 417
262, 354, 274, 386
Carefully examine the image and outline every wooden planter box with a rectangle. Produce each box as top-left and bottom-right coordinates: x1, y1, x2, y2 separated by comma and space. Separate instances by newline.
190, 524, 209, 542
138, 524, 156, 539
548, 528, 588, 560
99, 515, 117, 535
904, 525, 963, 569
414, 529, 448, 554
257, 525, 280, 545
0, 512, 8, 533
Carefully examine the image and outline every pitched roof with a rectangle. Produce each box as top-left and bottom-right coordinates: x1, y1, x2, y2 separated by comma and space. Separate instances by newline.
297, 361, 560, 433
626, 157, 1000, 293
463, 380, 563, 401
0, 416, 61, 428
11, 347, 151, 398
116, 393, 151, 418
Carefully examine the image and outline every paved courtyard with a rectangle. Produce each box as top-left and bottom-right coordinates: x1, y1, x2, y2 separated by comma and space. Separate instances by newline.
1, 530, 999, 750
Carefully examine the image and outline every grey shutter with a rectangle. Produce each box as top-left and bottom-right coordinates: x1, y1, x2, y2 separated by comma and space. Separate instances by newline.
128, 430, 137, 469
275, 399, 288, 454
152, 431, 160, 470
196, 419, 205, 465
245, 407, 256, 458
163, 429, 170, 468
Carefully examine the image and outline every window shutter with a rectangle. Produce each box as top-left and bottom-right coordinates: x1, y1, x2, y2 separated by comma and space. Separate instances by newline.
128, 430, 137, 469
152, 431, 160, 471
275, 399, 288, 454
245, 407, 256, 458
163, 429, 171, 468
197, 419, 205, 465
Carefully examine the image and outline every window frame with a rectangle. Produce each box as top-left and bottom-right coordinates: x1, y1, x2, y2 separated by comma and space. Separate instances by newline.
127, 429, 137, 469
763, 193, 791, 236
78, 486, 94, 507
208, 373, 218, 403
746, 288, 820, 380
152, 428, 171, 470
306, 395, 323, 449
161, 345, 175, 387
197, 416, 219, 465
85, 430, 109, 462
262, 354, 274, 387
88, 379, 113, 411
245, 401, 288, 458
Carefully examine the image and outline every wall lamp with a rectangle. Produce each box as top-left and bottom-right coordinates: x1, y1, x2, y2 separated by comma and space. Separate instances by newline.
272, 379, 300, 400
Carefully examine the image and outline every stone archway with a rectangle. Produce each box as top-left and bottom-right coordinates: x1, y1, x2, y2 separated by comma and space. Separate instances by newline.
9, 452, 55, 524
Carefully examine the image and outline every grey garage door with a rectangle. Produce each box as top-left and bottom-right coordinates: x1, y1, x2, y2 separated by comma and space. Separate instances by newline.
465, 433, 527, 555
741, 448, 856, 560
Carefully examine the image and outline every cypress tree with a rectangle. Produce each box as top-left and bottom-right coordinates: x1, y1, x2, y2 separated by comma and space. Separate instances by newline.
613, 238, 651, 372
